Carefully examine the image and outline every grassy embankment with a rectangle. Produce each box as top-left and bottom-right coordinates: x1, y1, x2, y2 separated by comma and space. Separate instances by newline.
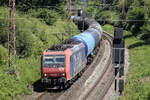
0, 7, 79, 100
103, 24, 150, 100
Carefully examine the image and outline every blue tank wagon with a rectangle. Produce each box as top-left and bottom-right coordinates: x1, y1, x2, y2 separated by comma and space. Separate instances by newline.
41, 16, 103, 88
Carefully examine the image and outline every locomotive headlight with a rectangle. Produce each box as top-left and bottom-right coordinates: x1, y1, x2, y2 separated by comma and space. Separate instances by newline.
44, 74, 47, 77
62, 73, 65, 76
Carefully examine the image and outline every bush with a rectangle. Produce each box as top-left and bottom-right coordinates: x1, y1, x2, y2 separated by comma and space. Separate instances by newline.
28, 8, 60, 25
0, 45, 7, 64
0, 6, 80, 100
0, 57, 40, 100
95, 10, 120, 26
17, 57, 41, 85
15, 17, 44, 57
0, 7, 8, 45
140, 19, 150, 40
125, 5, 145, 35
102, 24, 114, 35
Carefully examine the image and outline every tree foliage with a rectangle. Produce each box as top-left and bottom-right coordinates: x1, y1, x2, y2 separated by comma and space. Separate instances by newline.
126, 6, 145, 35
29, 8, 60, 25
0, 1, 79, 99
141, 19, 150, 40
85, 0, 150, 39
0, 45, 7, 64
0, 0, 64, 11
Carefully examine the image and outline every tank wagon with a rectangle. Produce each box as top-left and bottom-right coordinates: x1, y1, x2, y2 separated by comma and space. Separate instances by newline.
41, 15, 103, 88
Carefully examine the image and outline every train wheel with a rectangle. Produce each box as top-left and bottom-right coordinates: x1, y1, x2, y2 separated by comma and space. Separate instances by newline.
61, 83, 69, 90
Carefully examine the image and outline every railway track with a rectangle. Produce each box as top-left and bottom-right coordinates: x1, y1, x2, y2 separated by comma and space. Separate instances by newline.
97, 31, 115, 100
31, 31, 114, 100
77, 31, 114, 100
57, 38, 106, 100
34, 34, 105, 100
58, 31, 114, 100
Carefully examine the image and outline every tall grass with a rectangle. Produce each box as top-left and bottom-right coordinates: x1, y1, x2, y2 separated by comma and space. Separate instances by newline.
120, 31, 150, 100
103, 24, 150, 100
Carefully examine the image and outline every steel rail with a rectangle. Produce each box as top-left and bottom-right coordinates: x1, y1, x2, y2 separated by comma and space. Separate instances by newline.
97, 31, 115, 100
35, 38, 104, 100
83, 31, 114, 100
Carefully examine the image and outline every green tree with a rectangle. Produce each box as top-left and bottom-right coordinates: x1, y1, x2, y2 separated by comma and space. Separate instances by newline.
140, 19, 150, 40
0, 8, 8, 45
126, 6, 145, 35
29, 8, 60, 25
0, 0, 64, 12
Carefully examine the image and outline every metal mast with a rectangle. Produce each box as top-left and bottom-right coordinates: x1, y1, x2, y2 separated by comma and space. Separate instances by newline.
13, 0, 18, 77
67, 0, 72, 37
8, 0, 19, 77
122, 0, 126, 19
144, 0, 147, 18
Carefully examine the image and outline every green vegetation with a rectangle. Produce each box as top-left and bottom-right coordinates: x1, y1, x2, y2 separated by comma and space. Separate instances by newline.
0, 2, 79, 99
98, 0, 150, 99
0, 45, 7, 65
120, 30, 150, 100
0, 0, 150, 99
86, 0, 150, 41
103, 24, 150, 100
102, 24, 114, 34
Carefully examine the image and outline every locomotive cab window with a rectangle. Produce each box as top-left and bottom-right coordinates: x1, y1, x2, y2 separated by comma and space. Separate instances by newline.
43, 55, 66, 67
44, 56, 54, 64
56, 57, 65, 63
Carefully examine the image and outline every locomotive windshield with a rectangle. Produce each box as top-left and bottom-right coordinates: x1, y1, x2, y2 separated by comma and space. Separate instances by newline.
43, 55, 66, 67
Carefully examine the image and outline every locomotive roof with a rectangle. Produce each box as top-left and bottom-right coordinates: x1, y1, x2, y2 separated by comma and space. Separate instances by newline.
47, 39, 81, 51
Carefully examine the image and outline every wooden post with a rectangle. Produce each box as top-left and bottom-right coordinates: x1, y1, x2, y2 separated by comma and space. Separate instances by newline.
8, 0, 12, 68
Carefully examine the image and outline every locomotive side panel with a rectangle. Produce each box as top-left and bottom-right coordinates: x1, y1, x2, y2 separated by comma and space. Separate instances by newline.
41, 15, 103, 87
70, 45, 87, 79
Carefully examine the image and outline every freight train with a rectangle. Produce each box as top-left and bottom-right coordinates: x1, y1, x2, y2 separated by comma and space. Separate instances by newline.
41, 14, 103, 88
